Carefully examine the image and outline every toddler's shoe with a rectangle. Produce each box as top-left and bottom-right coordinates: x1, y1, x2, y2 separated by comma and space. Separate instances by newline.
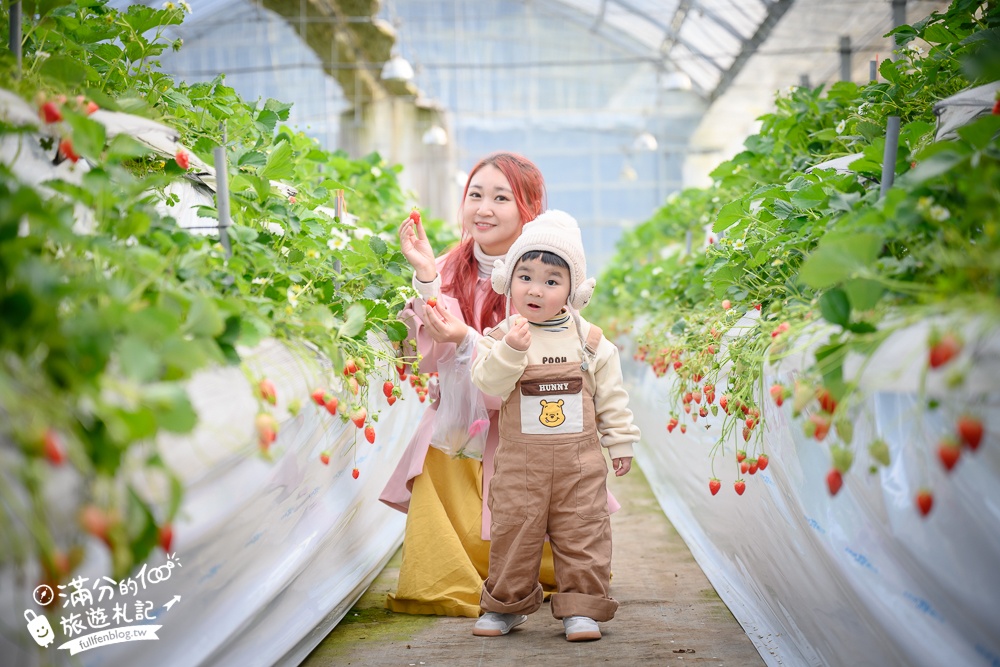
563, 615, 601, 641
473, 612, 527, 637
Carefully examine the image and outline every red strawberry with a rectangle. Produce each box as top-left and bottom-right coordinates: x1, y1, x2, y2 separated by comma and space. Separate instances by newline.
289, 196, 297, 204
320, 450, 330, 465
175, 148, 190, 170
757, 454, 769, 470
324, 396, 339, 415
937, 440, 961, 472
352, 467, 360, 479
85, 101, 99, 115
351, 407, 367, 428
158, 523, 174, 553
347, 376, 360, 396
42, 429, 65, 465
734, 480, 746, 495
311, 387, 327, 405
754, 303, 761, 311
928, 332, 961, 369
409, 210, 421, 225
79, 505, 110, 542
59, 138, 79, 163
705, 391, 715, 404
41, 101, 63, 123
364, 425, 376, 444
667, 417, 678, 433
258, 378, 277, 405
993, 99, 1000, 115
816, 388, 837, 414
707, 344, 715, 355
343, 359, 358, 375
692, 373, 704, 383
692, 390, 702, 404
418, 394, 427, 403
719, 395, 729, 413
810, 413, 831, 441
427, 297, 438, 308
383, 381, 394, 398
679, 424, 687, 433
957, 415, 983, 450
709, 478, 721, 496
770, 384, 785, 406
722, 299, 732, 310
771, 321, 790, 338
740, 461, 749, 474
673, 360, 682, 371
387, 395, 397, 406
748, 459, 758, 475
826, 469, 843, 496
745, 417, 757, 430
255, 413, 278, 448
683, 403, 692, 414
699, 406, 708, 418
736, 450, 747, 463
742, 426, 751, 442
915, 489, 933, 516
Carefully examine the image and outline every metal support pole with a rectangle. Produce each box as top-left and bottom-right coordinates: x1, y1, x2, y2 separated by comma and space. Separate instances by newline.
9, 1, 22, 78
213, 122, 232, 257
839, 36, 852, 82
799, 73, 811, 88
870, 59, 878, 82
891, 0, 907, 60
880, 116, 901, 198
684, 229, 692, 255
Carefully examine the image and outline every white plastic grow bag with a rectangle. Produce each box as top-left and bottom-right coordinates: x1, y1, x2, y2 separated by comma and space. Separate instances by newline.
623, 318, 1000, 666
0, 337, 419, 667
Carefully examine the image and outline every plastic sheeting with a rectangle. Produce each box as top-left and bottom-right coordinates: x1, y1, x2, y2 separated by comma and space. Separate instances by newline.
622, 319, 1000, 666
0, 338, 418, 666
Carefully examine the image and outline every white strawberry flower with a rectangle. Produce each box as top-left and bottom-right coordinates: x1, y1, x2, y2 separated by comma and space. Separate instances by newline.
328, 229, 350, 251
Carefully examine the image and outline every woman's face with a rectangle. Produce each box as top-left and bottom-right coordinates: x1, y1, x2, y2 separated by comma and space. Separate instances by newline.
462, 164, 523, 255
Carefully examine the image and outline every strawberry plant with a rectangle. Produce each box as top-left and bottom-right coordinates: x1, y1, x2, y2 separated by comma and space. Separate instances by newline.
0, 0, 455, 583
593, 1, 999, 507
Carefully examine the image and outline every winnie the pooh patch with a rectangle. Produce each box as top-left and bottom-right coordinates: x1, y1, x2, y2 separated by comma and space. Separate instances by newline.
539, 399, 566, 428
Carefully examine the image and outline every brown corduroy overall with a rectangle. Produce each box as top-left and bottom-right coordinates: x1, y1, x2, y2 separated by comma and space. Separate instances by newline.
480, 325, 619, 622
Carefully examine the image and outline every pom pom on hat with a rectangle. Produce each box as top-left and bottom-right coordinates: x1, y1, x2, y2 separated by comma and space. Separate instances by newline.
491, 209, 595, 310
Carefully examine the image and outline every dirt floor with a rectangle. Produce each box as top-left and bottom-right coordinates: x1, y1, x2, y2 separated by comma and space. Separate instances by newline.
302, 463, 765, 666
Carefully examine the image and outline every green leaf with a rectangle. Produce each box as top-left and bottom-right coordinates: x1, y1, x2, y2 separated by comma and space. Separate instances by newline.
185, 296, 225, 337
259, 141, 294, 182
843, 278, 884, 311
712, 199, 743, 232
956, 115, 1000, 150
846, 321, 878, 334
385, 321, 408, 342
62, 111, 106, 159
798, 233, 881, 289
369, 235, 388, 256
339, 303, 367, 338
119, 336, 160, 382
819, 288, 851, 327
39, 55, 92, 85
106, 134, 153, 161
142, 384, 198, 434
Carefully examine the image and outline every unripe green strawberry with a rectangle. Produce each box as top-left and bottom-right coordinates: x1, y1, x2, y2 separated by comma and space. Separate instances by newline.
831, 445, 853, 473
868, 439, 890, 466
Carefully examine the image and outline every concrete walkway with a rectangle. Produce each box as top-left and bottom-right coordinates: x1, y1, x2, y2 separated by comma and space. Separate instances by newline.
302, 463, 765, 666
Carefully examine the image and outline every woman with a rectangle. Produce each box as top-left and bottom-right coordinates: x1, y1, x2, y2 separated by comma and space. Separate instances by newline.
379, 152, 621, 617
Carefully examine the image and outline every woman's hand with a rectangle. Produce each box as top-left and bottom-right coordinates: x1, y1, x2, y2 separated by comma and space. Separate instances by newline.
399, 216, 437, 282
421, 302, 470, 345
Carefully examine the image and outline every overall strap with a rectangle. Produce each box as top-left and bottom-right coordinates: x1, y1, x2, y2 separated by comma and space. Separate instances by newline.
584, 325, 603, 356
487, 326, 505, 341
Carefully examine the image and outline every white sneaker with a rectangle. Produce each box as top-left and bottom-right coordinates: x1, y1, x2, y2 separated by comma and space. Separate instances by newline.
563, 615, 601, 641
473, 612, 528, 637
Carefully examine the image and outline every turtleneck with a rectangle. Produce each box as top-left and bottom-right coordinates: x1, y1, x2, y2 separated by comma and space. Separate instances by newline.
529, 309, 571, 333
473, 243, 505, 281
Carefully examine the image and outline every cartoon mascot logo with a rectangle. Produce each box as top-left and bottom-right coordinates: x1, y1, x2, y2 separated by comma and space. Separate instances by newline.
539, 399, 566, 428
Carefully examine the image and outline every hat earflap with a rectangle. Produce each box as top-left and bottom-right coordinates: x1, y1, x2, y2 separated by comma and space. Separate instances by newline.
491, 258, 509, 296
571, 277, 596, 310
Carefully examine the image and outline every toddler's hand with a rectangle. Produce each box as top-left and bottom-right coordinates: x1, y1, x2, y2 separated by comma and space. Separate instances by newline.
505, 317, 531, 351
612, 457, 632, 477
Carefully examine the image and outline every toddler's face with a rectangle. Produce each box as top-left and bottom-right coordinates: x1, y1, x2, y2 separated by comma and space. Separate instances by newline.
511, 257, 571, 324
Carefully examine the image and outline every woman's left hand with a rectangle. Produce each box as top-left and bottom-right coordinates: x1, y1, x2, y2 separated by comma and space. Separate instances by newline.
421, 302, 470, 345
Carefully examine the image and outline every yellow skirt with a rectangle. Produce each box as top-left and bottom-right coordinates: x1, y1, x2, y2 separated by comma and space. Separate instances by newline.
386, 447, 557, 617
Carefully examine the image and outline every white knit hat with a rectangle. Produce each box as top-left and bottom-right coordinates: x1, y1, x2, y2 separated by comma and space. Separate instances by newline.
490, 209, 596, 310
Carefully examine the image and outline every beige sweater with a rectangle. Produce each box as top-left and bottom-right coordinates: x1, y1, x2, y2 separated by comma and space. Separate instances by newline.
472, 315, 639, 460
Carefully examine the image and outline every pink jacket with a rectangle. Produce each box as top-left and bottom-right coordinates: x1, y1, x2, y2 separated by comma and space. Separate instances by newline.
378, 251, 620, 539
